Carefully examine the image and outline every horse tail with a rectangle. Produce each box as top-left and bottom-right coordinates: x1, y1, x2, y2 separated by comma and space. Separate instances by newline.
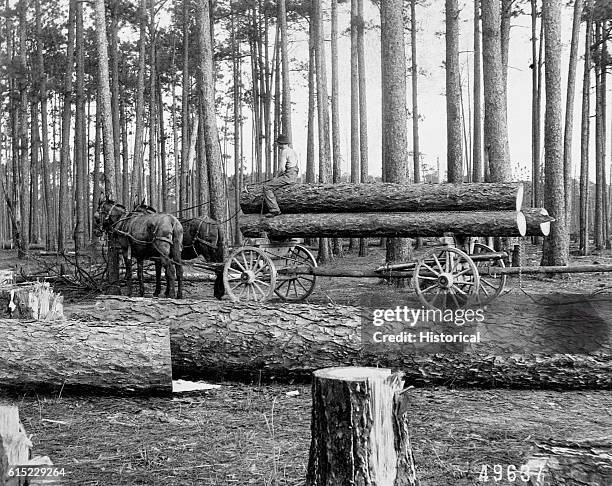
215, 222, 225, 263
172, 218, 184, 265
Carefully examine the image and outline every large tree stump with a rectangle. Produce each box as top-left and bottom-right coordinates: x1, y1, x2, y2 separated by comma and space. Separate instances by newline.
525, 437, 612, 485
0, 406, 30, 486
0, 319, 172, 394
241, 182, 524, 214
0, 282, 63, 320
306, 367, 418, 486
240, 211, 531, 238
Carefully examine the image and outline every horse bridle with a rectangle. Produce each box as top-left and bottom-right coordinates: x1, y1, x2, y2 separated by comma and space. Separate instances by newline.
98, 203, 123, 231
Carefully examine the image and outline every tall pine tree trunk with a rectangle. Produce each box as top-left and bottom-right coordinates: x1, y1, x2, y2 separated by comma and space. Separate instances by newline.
358, 0, 369, 256
540, 0, 568, 266
180, 0, 190, 210
74, 0, 86, 250
278, 0, 292, 140
446, 0, 463, 182
132, 0, 146, 202
306, 19, 316, 186
381, 0, 411, 264
579, 2, 593, 255
594, 22, 603, 250
472, 0, 482, 182
349, 0, 359, 253
110, 1, 122, 202
148, 0, 157, 208
156, 69, 166, 212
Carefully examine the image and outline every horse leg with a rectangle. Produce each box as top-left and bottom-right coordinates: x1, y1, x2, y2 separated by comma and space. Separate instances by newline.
153, 259, 162, 297
137, 259, 145, 297
164, 258, 176, 298
176, 261, 183, 299
123, 250, 132, 297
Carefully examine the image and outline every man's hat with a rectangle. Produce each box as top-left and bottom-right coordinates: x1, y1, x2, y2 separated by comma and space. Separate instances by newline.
276, 134, 290, 145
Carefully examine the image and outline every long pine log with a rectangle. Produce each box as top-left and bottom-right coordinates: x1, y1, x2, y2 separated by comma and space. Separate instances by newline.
0, 319, 172, 394
241, 182, 524, 213
240, 211, 530, 238
67, 297, 611, 389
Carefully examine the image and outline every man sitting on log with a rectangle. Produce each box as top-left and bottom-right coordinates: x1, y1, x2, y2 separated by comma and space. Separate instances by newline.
263, 134, 299, 217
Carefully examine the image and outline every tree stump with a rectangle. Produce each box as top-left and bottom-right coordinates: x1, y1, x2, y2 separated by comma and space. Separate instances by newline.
0, 406, 30, 486
306, 367, 418, 486
0, 282, 63, 320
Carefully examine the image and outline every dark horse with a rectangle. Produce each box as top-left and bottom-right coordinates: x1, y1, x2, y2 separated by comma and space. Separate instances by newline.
133, 204, 225, 299
94, 199, 184, 298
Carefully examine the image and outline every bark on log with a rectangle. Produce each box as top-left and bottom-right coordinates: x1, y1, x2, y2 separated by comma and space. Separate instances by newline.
0, 282, 63, 320
241, 211, 528, 238
0, 319, 172, 394
67, 297, 612, 389
241, 182, 524, 214
523, 208, 554, 237
0, 406, 30, 486
525, 437, 612, 485
306, 367, 417, 486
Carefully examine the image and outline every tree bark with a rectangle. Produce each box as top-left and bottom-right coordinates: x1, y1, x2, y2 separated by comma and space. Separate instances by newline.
241, 182, 524, 214
381, 0, 411, 264
411, 0, 420, 183
74, 0, 86, 251
523, 207, 553, 237
240, 211, 528, 239
446, 0, 463, 182
196, 0, 228, 259
306, 368, 418, 486
67, 296, 612, 389
482, 0, 511, 181
109, 1, 122, 203
594, 22, 603, 250
278, 0, 292, 141
0, 319, 172, 394
473, 0, 482, 182
524, 438, 612, 486
540, 0, 569, 266
306, 18, 316, 186
148, 0, 157, 208
0, 406, 31, 486
349, 0, 360, 253
563, 0, 584, 221
180, 0, 190, 210
132, 0, 146, 202
357, 0, 369, 256
579, 2, 594, 255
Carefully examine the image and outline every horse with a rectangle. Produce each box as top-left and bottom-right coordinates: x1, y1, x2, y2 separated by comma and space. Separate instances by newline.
94, 199, 184, 298
132, 203, 226, 299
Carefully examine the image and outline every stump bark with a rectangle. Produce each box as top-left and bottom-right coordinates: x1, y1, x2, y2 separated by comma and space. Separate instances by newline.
67, 297, 612, 389
306, 367, 418, 486
240, 211, 529, 238
0, 319, 172, 394
0, 282, 63, 320
525, 437, 612, 485
0, 406, 30, 486
241, 182, 524, 214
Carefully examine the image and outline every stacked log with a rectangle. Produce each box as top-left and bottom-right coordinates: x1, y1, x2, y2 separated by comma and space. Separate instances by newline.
239, 182, 553, 239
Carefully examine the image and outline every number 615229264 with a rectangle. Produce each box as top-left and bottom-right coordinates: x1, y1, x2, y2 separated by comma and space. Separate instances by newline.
478, 464, 545, 483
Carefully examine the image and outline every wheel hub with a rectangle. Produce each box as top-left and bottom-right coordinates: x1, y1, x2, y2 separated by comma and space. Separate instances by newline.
241, 270, 256, 284
438, 272, 454, 289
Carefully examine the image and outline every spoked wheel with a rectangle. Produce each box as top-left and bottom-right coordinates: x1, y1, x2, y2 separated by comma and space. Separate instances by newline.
471, 242, 507, 305
413, 246, 480, 310
223, 247, 277, 302
275, 245, 317, 301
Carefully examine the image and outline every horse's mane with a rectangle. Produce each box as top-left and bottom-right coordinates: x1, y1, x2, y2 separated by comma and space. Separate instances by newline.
133, 203, 157, 214
102, 199, 126, 210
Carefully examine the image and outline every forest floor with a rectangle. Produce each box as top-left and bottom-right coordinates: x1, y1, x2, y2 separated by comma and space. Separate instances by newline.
1, 240, 611, 485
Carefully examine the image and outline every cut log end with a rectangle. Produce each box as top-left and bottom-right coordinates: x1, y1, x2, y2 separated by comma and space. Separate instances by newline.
313, 366, 393, 381
516, 183, 524, 212
517, 211, 527, 237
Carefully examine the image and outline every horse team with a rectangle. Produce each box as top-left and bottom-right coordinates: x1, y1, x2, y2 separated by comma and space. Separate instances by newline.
93, 198, 225, 299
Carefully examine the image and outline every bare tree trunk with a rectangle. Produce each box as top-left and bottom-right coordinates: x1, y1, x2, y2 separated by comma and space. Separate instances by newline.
349, 0, 359, 253
579, 1, 594, 255
74, 0, 86, 251
180, 0, 190, 210
330, 0, 342, 256
381, 0, 411, 265
196, 0, 227, 259
482, 0, 511, 182
148, 0, 157, 208
93, 92, 102, 234
30, 101, 40, 245
446, 0, 463, 182
36, 0, 54, 250
500, 0, 511, 104
278, 0, 292, 141
232, 9, 241, 245
109, 1, 122, 202
358, 0, 369, 256
600, 30, 608, 248
157, 68, 167, 212
594, 22, 603, 250
540, 0, 568, 266
531, 0, 540, 206
132, 0, 146, 202
59, 0, 76, 253
472, 0, 483, 182
120, 84, 130, 206
17, 0, 29, 252
563, 0, 583, 221
306, 19, 316, 186
312, 0, 332, 264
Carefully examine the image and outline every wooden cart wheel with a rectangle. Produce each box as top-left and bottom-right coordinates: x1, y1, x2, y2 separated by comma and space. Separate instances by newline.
223, 247, 277, 302
275, 244, 317, 301
472, 242, 507, 305
413, 246, 480, 310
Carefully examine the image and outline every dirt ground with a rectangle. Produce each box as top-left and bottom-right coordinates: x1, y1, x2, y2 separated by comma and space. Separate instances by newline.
1, 241, 611, 485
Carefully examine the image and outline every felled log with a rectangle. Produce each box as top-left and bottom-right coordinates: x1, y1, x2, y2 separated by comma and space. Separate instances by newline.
525, 437, 612, 485
306, 367, 417, 486
241, 211, 529, 238
0, 282, 63, 320
241, 182, 524, 214
67, 296, 612, 388
0, 319, 172, 394
523, 208, 554, 237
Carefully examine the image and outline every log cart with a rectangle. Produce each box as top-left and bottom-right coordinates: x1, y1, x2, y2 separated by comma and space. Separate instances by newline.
218, 182, 566, 309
